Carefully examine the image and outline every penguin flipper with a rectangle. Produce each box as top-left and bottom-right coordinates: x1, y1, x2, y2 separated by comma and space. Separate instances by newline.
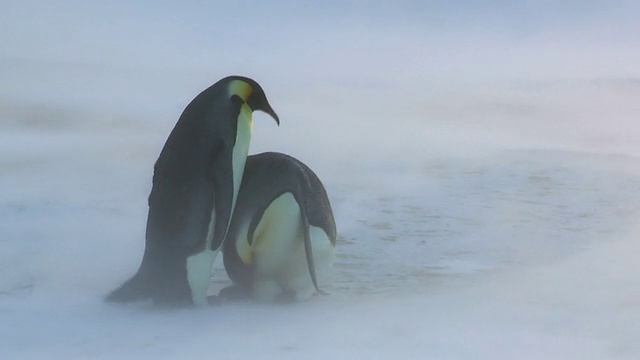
296, 193, 326, 295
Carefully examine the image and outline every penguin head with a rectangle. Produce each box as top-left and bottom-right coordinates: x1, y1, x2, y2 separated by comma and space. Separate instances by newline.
225, 76, 280, 125
203, 75, 280, 259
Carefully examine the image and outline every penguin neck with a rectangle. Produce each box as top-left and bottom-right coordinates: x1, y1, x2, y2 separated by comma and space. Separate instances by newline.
231, 103, 253, 218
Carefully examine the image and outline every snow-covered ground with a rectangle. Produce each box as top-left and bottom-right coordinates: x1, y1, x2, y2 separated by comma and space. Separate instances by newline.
2, 1, 640, 359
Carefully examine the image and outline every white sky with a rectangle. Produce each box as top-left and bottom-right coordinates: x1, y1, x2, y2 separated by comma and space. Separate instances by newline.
1, 1, 639, 156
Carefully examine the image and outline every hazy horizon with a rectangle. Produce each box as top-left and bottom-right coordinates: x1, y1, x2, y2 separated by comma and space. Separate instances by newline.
3, 1, 640, 160
2, 2, 640, 359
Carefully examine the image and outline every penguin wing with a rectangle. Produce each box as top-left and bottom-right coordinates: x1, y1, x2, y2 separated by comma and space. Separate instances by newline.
146, 147, 215, 252
289, 156, 337, 243
242, 152, 337, 243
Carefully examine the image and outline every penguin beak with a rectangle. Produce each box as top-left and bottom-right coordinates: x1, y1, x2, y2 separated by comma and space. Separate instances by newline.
261, 104, 280, 126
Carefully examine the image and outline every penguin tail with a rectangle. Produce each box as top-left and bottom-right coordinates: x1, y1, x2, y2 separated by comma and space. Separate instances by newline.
105, 270, 153, 303
105, 254, 158, 303
105, 252, 194, 305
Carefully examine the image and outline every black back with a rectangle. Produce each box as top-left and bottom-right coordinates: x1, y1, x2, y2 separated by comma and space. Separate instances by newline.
223, 152, 336, 288
106, 77, 245, 305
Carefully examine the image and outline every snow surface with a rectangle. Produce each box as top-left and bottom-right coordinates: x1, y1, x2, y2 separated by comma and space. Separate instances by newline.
2, 1, 640, 359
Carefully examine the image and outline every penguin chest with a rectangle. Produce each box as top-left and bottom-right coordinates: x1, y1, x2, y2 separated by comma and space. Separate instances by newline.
185, 104, 253, 306
230, 103, 253, 215
252, 193, 304, 275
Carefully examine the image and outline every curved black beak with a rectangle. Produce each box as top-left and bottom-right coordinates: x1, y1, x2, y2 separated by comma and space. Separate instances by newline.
261, 104, 280, 126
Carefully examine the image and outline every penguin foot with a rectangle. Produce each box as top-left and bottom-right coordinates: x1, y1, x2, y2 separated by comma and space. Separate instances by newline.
277, 290, 298, 303
214, 285, 252, 303
207, 295, 220, 305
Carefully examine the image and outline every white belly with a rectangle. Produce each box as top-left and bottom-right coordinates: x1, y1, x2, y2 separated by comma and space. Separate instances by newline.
187, 103, 253, 305
250, 192, 335, 302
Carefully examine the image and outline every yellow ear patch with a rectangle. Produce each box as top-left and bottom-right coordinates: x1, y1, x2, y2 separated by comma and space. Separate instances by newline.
228, 80, 253, 102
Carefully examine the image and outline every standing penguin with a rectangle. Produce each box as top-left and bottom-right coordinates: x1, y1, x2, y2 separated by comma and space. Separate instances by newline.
106, 76, 279, 306
222, 152, 337, 302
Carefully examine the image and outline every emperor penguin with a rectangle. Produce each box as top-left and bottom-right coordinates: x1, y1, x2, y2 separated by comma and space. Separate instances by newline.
221, 152, 337, 302
106, 76, 279, 306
